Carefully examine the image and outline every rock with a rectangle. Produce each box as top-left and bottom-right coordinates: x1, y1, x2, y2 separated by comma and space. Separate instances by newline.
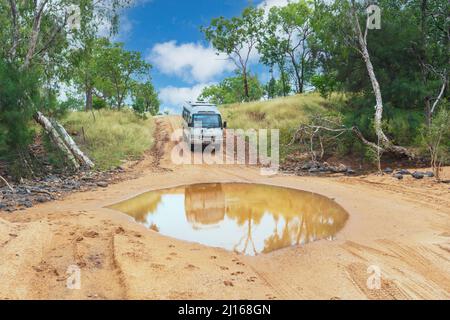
302, 161, 318, 170
424, 171, 434, 178
0, 203, 6, 210
309, 167, 320, 173
337, 164, 348, 173
96, 181, 108, 188
393, 173, 404, 180
83, 231, 99, 238
115, 227, 125, 234
346, 168, 355, 175
412, 172, 424, 179
397, 169, 411, 175
36, 196, 48, 203
301, 164, 310, 170
383, 167, 393, 174
20, 200, 33, 208
223, 280, 234, 287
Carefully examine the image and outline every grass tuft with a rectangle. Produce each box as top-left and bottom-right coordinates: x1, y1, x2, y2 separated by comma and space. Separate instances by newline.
61, 110, 155, 170
219, 93, 330, 159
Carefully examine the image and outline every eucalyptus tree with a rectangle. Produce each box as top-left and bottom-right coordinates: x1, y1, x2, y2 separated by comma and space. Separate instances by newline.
95, 40, 151, 110
0, 0, 131, 173
202, 7, 265, 100
258, 0, 315, 94
131, 81, 160, 116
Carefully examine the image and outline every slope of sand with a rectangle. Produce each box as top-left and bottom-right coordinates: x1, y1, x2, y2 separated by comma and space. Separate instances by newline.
0, 116, 449, 300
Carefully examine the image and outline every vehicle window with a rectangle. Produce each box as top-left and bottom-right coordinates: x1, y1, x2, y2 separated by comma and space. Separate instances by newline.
192, 114, 222, 128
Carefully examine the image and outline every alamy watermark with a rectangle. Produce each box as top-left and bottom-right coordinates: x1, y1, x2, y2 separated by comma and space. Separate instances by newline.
367, 265, 382, 290
66, 264, 81, 290
366, 4, 381, 30
170, 128, 280, 176
67, 5, 81, 30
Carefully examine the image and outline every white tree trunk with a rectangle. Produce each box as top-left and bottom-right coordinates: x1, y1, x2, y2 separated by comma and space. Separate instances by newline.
351, 5, 413, 158
34, 111, 80, 169
53, 121, 95, 169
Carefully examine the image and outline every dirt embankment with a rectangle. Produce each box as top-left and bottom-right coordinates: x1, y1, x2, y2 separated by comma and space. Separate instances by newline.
0, 116, 449, 300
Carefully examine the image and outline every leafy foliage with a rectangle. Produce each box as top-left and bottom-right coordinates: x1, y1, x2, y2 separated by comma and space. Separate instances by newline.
199, 73, 264, 104
132, 81, 160, 116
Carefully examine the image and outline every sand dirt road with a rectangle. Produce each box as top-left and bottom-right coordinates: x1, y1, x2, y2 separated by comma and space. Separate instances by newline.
0, 116, 449, 300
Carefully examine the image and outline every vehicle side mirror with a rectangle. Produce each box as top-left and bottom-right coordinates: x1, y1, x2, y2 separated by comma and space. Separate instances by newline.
223, 121, 227, 129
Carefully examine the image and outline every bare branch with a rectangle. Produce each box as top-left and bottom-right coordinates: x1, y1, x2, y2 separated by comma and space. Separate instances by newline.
8, 0, 19, 59
0, 175, 14, 192
34, 13, 70, 58
23, 0, 49, 69
431, 78, 447, 114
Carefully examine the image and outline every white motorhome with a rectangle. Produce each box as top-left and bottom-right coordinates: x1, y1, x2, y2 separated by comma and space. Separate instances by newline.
182, 101, 226, 150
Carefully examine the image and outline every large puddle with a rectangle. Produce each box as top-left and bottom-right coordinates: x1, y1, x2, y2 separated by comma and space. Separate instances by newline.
107, 183, 349, 256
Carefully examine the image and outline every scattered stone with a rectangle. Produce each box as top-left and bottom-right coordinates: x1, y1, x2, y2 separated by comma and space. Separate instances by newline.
397, 169, 411, 175
337, 164, 348, 173
96, 181, 108, 188
21, 200, 33, 208
301, 164, 310, 171
0, 203, 6, 210
115, 227, 125, 234
76, 236, 84, 242
309, 167, 320, 173
36, 196, 48, 203
383, 167, 393, 174
346, 168, 355, 175
424, 171, 434, 178
83, 231, 99, 238
329, 166, 338, 173
393, 173, 404, 180
412, 172, 424, 179
223, 280, 234, 287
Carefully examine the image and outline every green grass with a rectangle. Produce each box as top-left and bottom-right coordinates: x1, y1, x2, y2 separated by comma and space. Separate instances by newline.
219, 93, 333, 159
61, 110, 155, 170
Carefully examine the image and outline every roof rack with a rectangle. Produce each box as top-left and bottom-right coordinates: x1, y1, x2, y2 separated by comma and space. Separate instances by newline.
187, 101, 216, 106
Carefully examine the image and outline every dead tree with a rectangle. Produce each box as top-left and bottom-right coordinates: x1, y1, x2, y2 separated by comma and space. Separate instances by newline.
53, 121, 95, 168
34, 112, 80, 169
348, 1, 414, 158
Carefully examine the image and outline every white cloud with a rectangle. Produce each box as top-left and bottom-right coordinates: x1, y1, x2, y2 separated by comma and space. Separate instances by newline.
258, 0, 293, 13
148, 41, 234, 83
159, 83, 213, 108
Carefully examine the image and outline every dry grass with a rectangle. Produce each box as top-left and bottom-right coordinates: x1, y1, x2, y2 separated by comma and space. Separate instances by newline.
219, 93, 330, 158
61, 110, 155, 170
220, 93, 329, 130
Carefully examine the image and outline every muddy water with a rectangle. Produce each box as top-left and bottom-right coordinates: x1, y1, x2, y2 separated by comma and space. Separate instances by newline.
108, 183, 349, 255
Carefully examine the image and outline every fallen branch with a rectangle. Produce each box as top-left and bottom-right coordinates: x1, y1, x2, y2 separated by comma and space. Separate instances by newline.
0, 175, 14, 192
34, 111, 80, 169
53, 120, 95, 169
290, 116, 413, 161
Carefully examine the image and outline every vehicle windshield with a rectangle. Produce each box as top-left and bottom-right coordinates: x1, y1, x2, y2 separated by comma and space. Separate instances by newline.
192, 114, 222, 128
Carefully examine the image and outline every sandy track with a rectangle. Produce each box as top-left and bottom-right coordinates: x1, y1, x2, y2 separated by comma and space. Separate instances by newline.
0, 116, 449, 300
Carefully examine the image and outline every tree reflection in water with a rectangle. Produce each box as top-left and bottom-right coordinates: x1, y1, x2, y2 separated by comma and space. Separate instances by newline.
107, 183, 349, 255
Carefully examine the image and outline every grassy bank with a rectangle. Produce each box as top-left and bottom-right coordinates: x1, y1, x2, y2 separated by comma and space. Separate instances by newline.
61, 110, 155, 170
219, 94, 331, 159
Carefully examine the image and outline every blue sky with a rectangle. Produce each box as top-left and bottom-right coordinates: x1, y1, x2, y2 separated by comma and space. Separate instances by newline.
111, 0, 290, 112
